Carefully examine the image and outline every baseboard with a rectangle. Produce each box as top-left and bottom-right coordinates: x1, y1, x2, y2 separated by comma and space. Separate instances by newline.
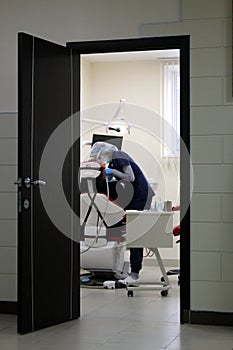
189, 310, 233, 326
0, 301, 17, 314
143, 258, 179, 267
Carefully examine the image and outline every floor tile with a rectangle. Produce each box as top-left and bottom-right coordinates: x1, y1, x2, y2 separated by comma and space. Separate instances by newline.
0, 266, 232, 350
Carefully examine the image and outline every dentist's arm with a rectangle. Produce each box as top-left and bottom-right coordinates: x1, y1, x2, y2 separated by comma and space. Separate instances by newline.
105, 165, 135, 181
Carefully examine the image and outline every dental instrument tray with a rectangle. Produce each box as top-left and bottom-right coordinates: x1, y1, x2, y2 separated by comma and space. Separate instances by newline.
125, 210, 174, 297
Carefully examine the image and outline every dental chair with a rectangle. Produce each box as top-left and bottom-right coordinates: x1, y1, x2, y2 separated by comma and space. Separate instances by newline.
80, 161, 129, 283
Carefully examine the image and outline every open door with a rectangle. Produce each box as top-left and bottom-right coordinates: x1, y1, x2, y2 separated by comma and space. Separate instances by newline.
17, 33, 80, 334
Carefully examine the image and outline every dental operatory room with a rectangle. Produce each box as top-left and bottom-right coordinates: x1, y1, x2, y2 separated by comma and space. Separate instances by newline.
79, 49, 181, 304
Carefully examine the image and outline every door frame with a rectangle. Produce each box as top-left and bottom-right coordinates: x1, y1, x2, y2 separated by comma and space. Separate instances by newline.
67, 35, 191, 323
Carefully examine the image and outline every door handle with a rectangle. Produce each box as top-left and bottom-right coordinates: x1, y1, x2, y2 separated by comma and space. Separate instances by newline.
15, 177, 46, 188
30, 180, 47, 186
24, 177, 46, 188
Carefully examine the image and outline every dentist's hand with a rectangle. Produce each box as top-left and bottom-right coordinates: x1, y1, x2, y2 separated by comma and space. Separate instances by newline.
104, 168, 113, 175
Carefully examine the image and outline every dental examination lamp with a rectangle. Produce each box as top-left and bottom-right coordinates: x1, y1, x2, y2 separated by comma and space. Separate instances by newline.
106, 99, 131, 135
80, 99, 131, 135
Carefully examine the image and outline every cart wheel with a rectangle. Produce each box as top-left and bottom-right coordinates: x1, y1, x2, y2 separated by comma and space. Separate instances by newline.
127, 290, 134, 297
161, 290, 168, 297
161, 277, 165, 282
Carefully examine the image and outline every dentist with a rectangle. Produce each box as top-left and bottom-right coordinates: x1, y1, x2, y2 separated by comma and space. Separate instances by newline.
90, 142, 155, 284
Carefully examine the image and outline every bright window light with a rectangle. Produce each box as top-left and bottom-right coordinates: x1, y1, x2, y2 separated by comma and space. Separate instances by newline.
160, 60, 180, 157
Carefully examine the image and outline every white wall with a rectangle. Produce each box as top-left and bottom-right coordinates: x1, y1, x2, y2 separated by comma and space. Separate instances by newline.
142, 0, 233, 312
0, 113, 17, 301
0, 0, 232, 313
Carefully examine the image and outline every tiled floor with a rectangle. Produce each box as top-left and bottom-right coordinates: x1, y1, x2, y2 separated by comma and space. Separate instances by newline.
0, 266, 233, 350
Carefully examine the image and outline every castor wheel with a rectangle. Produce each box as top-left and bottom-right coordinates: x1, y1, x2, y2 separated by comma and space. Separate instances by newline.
161, 290, 168, 297
127, 290, 134, 297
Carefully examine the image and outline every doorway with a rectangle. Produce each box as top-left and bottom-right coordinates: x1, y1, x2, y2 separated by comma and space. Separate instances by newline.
17, 34, 190, 333
68, 35, 190, 323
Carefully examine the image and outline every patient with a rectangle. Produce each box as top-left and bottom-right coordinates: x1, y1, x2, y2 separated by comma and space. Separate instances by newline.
90, 142, 155, 284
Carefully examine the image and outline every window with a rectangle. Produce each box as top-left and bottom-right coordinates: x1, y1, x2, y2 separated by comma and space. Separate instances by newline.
160, 60, 180, 157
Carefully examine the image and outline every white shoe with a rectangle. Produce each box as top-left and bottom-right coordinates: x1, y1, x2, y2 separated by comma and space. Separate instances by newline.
114, 271, 128, 280
118, 274, 140, 285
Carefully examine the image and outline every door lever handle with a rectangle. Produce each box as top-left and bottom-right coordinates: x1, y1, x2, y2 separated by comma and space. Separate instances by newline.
24, 177, 46, 188
30, 180, 46, 186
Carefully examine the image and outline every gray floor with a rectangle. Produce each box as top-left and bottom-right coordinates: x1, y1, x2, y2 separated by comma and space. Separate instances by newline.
0, 266, 233, 350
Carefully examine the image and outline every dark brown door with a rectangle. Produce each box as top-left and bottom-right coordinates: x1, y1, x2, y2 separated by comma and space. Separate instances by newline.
17, 33, 80, 334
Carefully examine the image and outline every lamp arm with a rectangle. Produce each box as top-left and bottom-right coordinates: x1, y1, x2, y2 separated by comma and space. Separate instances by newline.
81, 118, 107, 125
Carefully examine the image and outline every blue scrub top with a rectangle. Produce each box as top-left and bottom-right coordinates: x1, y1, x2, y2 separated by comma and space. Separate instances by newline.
109, 150, 155, 210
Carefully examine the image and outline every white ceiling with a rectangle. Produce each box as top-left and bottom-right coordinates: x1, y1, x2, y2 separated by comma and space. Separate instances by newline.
82, 49, 180, 63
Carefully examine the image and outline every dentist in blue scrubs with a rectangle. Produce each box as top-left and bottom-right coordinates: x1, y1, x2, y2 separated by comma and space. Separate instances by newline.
90, 142, 155, 284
